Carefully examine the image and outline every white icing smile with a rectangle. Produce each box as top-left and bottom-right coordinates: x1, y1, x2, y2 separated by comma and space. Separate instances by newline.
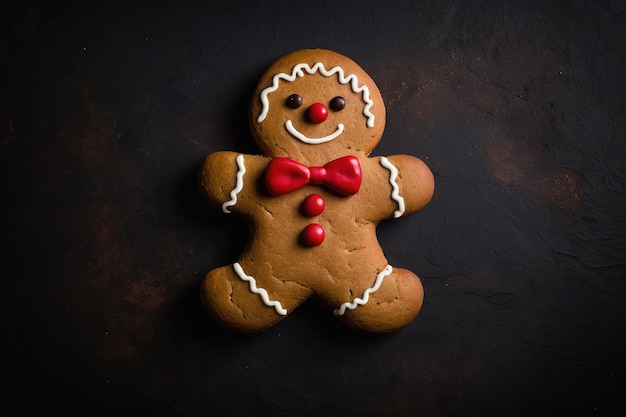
285, 120, 345, 144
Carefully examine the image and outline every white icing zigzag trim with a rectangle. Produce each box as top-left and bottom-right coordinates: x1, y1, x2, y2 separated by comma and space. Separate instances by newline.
233, 262, 288, 316
257, 62, 375, 128
333, 265, 393, 316
380, 156, 405, 218
285, 120, 345, 144
221, 154, 246, 213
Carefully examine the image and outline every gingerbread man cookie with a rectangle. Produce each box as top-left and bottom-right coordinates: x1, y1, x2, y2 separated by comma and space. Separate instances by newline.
199, 49, 434, 334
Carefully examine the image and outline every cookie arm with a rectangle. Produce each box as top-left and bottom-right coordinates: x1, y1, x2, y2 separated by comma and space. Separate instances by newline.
198, 151, 248, 214
379, 154, 434, 217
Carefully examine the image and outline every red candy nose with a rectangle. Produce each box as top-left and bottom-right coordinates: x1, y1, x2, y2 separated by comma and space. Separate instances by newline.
307, 103, 328, 124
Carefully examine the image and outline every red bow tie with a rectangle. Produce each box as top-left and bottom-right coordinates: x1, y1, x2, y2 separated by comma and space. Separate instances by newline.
265, 155, 362, 196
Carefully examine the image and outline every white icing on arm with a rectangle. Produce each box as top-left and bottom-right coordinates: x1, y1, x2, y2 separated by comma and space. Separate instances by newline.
380, 157, 405, 218
221, 154, 246, 213
233, 262, 287, 316
333, 265, 393, 315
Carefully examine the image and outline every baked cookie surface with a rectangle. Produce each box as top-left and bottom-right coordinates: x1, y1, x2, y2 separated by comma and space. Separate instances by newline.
199, 49, 434, 334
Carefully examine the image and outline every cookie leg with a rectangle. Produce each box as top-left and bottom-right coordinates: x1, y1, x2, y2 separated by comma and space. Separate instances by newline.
334, 266, 424, 334
201, 263, 309, 333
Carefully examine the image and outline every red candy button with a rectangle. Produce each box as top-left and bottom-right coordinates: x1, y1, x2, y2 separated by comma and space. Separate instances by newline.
307, 103, 328, 124
302, 223, 325, 246
303, 194, 325, 216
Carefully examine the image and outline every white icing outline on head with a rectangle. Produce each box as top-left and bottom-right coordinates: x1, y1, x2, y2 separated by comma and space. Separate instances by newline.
285, 120, 345, 144
257, 62, 375, 128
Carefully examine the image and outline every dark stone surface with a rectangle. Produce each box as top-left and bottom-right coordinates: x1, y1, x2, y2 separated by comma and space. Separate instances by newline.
3, 1, 625, 415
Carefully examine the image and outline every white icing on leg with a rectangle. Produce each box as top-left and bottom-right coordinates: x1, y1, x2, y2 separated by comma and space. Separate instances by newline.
380, 157, 405, 218
222, 154, 246, 213
233, 262, 287, 316
333, 265, 393, 316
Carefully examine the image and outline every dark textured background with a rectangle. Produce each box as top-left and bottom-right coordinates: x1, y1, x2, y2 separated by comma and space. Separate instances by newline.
3, 1, 626, 415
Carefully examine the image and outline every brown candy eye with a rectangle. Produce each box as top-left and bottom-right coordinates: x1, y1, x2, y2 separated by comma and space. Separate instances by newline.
286, 94, 303, 109
330, 96, 345, 111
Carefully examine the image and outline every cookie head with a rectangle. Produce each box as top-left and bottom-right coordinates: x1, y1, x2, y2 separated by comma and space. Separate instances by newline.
249, 49, 386, 162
